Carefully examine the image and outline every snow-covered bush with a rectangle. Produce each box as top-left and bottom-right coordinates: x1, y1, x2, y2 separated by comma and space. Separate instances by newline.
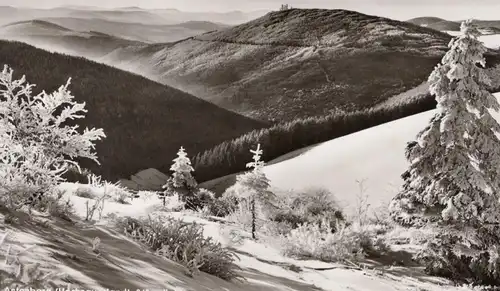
389, 20, 500, 285
204, 195, 239, 217
270, 187, 344, 233
0, 65, 105, 209
34, 189, 74, 221
196, 188, 215, 204
384, 224, 437, 246
281, 219, 388, 262
116, 216, 241, 280
74, 186, 96, 199
102, 181, 131, 204
77, 174, 132, 204
84, 194, 106, 222
226, 199, 267, 233
189, 188, 216, 214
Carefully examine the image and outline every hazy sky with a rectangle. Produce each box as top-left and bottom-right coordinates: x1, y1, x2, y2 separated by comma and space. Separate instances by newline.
4, 0, 500, 20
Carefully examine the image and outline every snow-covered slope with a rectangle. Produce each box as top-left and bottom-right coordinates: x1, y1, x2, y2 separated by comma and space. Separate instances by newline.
479, 34, 500, 49
263, 93, 500, 217
446, 30, 500, 49
0, 184, 468, 291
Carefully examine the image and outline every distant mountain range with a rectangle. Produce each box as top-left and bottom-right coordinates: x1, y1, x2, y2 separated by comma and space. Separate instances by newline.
0, 5, 269, 27
8, 8, 500, 123
0, 20, 144, 58
4, 6, 500, 184
0, 40, 265, 181
407, 17, 500, 34
0, 18, 229, 44
99, 9, 456, 122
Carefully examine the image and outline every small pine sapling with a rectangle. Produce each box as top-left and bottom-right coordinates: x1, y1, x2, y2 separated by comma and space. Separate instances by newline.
233, 144, 275, 239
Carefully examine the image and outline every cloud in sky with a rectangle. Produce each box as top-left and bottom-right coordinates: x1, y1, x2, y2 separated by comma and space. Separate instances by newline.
5, 0, 500, 20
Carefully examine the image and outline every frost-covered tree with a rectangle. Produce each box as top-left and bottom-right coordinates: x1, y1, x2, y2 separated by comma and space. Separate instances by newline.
232, 144, 274, 239
161, 146, 198, 208
0, 65, 105, 208
389, 20, 500, 284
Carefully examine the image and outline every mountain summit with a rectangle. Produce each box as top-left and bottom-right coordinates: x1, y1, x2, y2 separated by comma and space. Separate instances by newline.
105, 8, 454, 122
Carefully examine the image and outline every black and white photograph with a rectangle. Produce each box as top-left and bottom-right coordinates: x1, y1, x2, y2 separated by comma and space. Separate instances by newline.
1, 0, 500, 290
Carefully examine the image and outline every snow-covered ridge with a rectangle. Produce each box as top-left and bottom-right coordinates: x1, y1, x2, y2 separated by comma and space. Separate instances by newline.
445, 30, 500, 49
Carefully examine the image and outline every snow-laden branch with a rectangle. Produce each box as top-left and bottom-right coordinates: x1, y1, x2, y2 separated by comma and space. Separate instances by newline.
0, 65, 105, 205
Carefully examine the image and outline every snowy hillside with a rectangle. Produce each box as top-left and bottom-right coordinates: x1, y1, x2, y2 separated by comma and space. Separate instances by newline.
446, 30, 500, 49
0, 183, 474, 291
263, 93, 500, 217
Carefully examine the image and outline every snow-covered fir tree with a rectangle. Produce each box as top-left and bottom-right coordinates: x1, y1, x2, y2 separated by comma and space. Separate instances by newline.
161, 146, 198, 208
389, 20, 500, 284
0, 65, 105, 207
233, 144, 274, 239
170, 146, 197, 189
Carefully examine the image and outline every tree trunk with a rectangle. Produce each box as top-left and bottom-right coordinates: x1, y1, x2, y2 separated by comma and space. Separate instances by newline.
251, 198, 256, 240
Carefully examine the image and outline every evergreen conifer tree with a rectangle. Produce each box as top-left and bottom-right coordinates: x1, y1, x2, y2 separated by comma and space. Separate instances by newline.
161, 147, 198, 208
389, 20, 500, 284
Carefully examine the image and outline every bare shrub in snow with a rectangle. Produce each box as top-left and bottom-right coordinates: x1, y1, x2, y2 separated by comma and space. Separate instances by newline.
81, 174, 133, 204
195, 188, 215, 207
270, 187, 344, 233
384, 225, 437, 246
74, 186, 95, 199
84, 194, 106, 222
102, 181, 131, 204
0, 65, 105, 209
33, 189, 74, 222
353, 179, 371, 225
226, 199, 266, 233
281, 218, 388, 263
116, 216, 241, 281
369, 201, 393, 227
204, 195, 238, 217
389, 20, 500, 286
